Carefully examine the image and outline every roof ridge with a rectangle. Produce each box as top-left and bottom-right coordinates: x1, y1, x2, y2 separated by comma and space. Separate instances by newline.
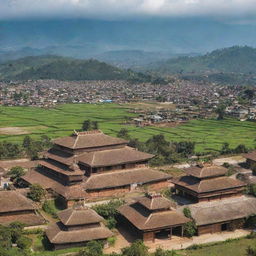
65, 209, 74, 225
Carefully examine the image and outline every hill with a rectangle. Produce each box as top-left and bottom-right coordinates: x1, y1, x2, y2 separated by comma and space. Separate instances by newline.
150, 46, 256, 85
0, 55, 152, 82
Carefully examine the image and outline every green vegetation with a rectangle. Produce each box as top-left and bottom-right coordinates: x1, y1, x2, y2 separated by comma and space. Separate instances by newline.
0, 55, 155, 82
0, 104, 255, 154
27, 184, 45, 202
92, 200, 124, 229
153, 46, 256, 85
184, 237, 256, 256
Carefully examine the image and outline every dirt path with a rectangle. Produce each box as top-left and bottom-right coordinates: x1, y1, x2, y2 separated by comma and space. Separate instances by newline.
105, 229, 251, 254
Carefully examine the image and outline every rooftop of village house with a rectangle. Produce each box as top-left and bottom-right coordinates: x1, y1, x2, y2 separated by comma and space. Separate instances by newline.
118, 194, 190, 231
53, 130, 128, 150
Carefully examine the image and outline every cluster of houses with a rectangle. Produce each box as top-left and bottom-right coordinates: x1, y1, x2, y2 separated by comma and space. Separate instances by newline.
0, 130, 256, 250
1, 80, 255, 121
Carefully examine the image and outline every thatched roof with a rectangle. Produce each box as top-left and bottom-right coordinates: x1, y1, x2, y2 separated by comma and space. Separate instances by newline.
54, 130, 127, 150
22, 170, 87, 200
78, 146, 154, 167
243, 151, 256, 162
186, 165, 227, 179
58, 207, 103, 226
0, 191, 36, 213
84, 168, 171, 190
138, 194, 176, 211
46, 222, 113, 244
118, 197, 189, 231
44, 148, 74, 166
182, 196, 256, 226
173, 175, 245, 193
0, 213, 45, 226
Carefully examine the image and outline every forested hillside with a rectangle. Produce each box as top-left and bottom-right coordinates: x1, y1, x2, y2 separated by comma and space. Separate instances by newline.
0, 55, 152, 82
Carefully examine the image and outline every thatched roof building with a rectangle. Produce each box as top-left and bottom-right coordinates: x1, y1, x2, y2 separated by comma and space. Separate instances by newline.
22, 130, 171, 207
180, 196, 256, 235
173, 165, 245, 202
118, 194, 190, 242
0, 191, 45, 226
46, 206, 112, 250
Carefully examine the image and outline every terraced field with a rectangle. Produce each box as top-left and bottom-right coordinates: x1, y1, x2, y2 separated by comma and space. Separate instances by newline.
0, 103, 255, 153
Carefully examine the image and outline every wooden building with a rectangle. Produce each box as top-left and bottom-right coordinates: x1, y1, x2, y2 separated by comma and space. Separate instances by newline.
46, 206, 112, 250
22, 130, 171, 207
243, 151, 256, 170
118, 193, 190, 242
182, 196, 256, 235
173, 165, 246, 203
0, 191, 45, 226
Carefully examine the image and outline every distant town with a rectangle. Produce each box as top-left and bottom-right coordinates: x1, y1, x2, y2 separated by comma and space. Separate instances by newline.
1, 79, 256, 122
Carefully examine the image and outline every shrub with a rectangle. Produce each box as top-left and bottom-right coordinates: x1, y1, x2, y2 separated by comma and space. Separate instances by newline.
27, 184, 45, 202
16, 236, 32, 249
42, 200, 58, 218
107, 236, 117, 246
106, 217, 117, 230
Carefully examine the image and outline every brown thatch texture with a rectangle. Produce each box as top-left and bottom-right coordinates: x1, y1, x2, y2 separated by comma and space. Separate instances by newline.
84, 168, 171, 190
138, 195, 176, 211
0, 191, 36, 213
186, 165, 227, 178
78, 146, 154, 167
58, 207, 103, 226
173, 176, 245, 193
118, 201, 190, 231
54, 130, 127, 149
46, 222, 113, 244
183, 196, 256, 226
243, 151, 256, 162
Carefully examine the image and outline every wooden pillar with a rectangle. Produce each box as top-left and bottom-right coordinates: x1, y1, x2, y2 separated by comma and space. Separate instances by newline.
181, 226, 184, 237
169, 228, 172, 240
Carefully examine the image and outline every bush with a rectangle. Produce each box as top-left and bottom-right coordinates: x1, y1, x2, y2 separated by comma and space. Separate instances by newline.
16, 236, 32, 249
183, 208, 197, 237
42, 200, 58, 218
106, 217, 117, 230
107, 236, 117, 246
27, 184, 45, 202
122, 240, 149, 256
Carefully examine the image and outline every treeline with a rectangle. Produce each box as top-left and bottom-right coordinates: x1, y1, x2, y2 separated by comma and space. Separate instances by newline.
117, 128, 195, 166
0, 135, 52, 160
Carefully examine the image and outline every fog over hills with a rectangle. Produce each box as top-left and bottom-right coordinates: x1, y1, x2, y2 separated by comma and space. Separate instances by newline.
1, 18, 256, 66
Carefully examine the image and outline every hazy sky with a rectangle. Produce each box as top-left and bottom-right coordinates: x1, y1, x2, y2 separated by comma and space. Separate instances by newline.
1, 0, 256, 22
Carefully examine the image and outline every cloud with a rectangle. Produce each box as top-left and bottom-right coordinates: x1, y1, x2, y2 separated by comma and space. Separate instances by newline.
0, 0, 256, 20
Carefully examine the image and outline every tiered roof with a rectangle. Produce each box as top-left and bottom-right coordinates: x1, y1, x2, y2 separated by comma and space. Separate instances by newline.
54, 130, 127, 150
46, 206, 112, 245
173, 165, 245, 194
118, 194, 190, 231
243, 151, 256, 162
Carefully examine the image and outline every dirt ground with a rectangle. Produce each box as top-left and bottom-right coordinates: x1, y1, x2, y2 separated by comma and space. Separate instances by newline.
0, 127, 30, 135
105, 229, 251, 254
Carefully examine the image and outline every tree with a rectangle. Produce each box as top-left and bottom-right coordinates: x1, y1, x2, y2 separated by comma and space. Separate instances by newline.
27, 184, 45, 202
91, 121, 99, 130
8, 166, 25, 182
82, 120, 91, 131
215, 104, 226, 120
78, 241, 103, 256
22, 136, 32, 149
117, 128, 130, 140
183, 208, 197, 237
16, 236, 32, 250
122, 240, 149, 256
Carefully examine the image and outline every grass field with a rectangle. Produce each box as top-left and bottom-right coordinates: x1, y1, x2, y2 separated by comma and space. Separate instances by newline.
183, 237, 256, 256
0, 103, 255, 153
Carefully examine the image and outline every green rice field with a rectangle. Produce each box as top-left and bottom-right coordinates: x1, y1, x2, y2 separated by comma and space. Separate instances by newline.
0, 103, 255, 153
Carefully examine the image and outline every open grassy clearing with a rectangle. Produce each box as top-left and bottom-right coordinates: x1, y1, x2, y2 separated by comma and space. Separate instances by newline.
0, 104, 255, 153
183, 237, 256, 256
